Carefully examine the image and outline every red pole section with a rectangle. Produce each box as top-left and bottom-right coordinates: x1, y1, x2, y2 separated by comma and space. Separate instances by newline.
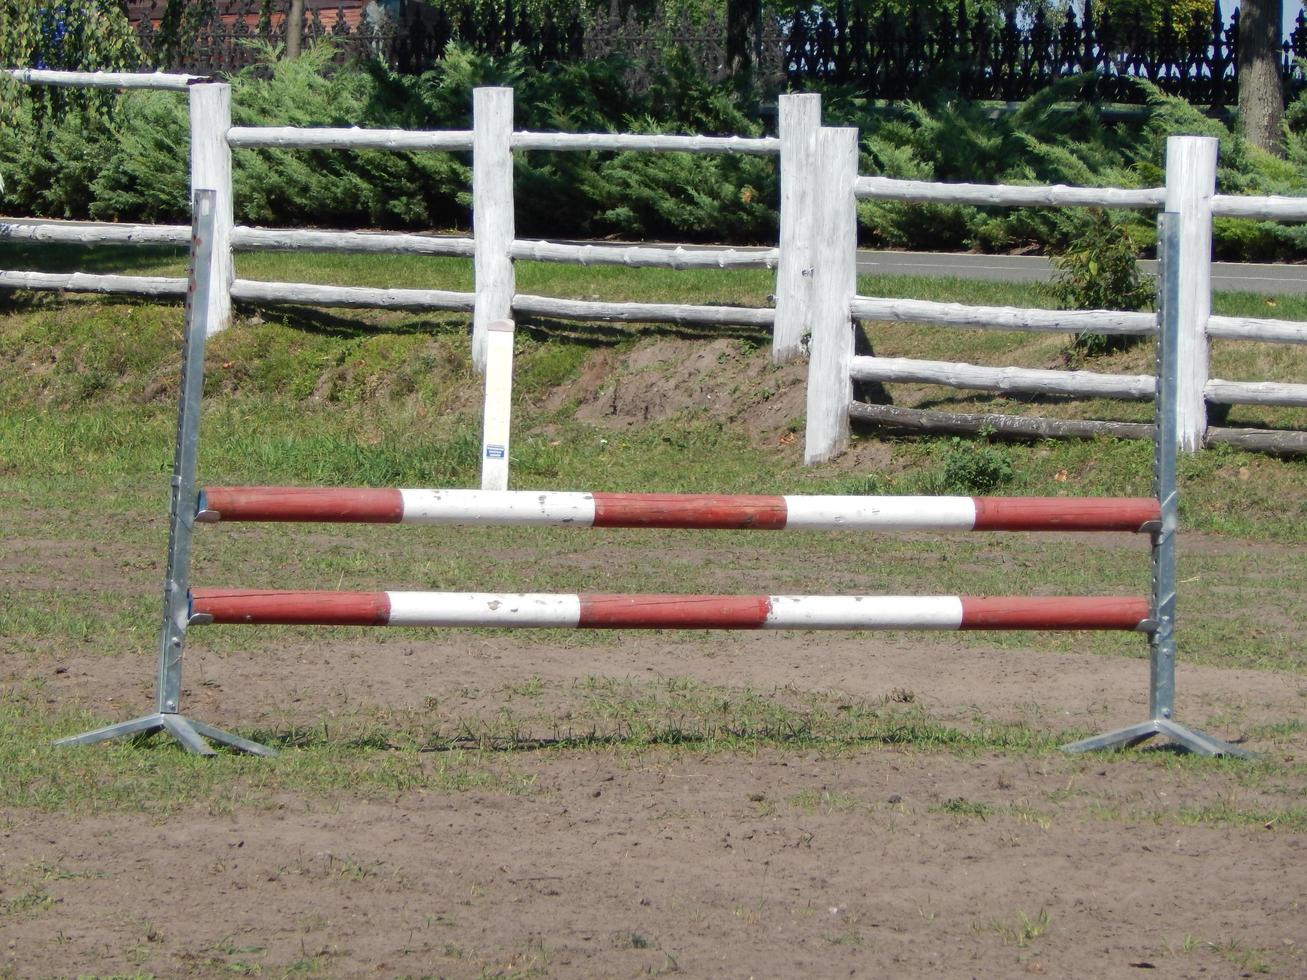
198, 487, 403, 523
972, 497, 1159, 532
578, 593, 772, 628
960, 596, 1150, 631
191, 589, 392, 625
591, 493, 787, 529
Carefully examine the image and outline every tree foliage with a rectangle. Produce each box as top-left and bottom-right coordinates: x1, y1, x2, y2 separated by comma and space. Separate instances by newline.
1098, 0, 1212, 37
0, 0, 140, 123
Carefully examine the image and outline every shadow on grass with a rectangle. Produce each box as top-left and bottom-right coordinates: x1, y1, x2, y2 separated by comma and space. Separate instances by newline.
244, 302, 468, 341
514, 313, 772, 348
0, 242, 186, 275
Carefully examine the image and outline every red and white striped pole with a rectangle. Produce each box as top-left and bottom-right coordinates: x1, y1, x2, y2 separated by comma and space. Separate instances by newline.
197, 487, 1160, 533
190, 589, 1151, 632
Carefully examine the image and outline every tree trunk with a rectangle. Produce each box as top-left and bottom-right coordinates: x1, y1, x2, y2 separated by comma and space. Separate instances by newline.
725, 0, 760, 91
1237, 0, 1284, 156
286, 0, 305, 58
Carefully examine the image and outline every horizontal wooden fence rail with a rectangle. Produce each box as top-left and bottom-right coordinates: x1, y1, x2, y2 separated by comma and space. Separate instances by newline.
1204, 379, 1307, 407
229, 279, 475, 311
510, 294, 775, 327
510, 132, 780, 155
3, 68, 207, 90
510, 240, 778, 270
1206, 316, 1307, 344
0, 270, 187, 297
849, 402, 1156, 442
850, 297, 1157, 335
854, 176, 1166, 209
850, 356, 1155, 400
0, 221, 192, 246
233, 228, 476, 256
1211, 194, 1307, 221
225, 126, 474, 150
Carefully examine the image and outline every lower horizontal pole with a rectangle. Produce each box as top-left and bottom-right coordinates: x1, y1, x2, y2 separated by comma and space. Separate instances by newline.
190, 589, 1151, 632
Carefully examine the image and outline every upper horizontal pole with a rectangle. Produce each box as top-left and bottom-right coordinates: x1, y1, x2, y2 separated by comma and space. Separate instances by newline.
197, 487, 1160, 533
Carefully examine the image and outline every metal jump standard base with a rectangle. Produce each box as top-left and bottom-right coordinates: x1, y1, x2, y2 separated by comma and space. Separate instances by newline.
1063, 212, 1252, 759
54, 207, 1249, 758
54, 191, 276, 756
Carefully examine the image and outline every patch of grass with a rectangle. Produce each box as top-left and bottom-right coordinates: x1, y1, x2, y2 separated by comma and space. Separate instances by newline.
978, 908, 1051, 948
432, 678, 1068, 756
0, 695, 533, 816
0, 890, 57, 916
934, 797, 994, 819
1204, 937, 1273, 974
787, 789, 867, 813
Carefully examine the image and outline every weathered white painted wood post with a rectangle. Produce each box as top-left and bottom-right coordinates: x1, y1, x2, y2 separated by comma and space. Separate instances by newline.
472, 87, 516, 373
774, 93, 821, 364
803, 127, 859, 465
1163, 135, 1218, 452
480, 318, 515, 490
189, 82, 234, 337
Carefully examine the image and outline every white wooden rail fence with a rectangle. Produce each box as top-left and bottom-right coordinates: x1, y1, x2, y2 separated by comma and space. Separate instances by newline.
807, 134, 1307, 460
2, 70, 1306, 458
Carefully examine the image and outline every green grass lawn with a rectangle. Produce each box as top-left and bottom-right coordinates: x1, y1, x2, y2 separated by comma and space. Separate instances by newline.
2, 247, 1306, 825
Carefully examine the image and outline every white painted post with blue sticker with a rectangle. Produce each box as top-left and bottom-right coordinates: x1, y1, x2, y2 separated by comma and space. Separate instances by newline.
480, 318, 515, 491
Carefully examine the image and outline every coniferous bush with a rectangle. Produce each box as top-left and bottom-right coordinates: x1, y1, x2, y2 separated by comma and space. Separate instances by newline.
3, 44, 1307, 259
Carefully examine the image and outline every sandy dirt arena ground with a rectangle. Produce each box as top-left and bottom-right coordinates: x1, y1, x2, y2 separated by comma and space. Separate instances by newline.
3, 625, 1306, 979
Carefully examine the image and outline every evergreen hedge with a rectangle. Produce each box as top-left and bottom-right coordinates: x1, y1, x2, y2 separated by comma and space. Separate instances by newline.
3, 42, 1307, 260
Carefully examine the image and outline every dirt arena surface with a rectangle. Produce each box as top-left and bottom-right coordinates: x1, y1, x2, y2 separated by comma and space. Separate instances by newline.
4, 628, 1306, 979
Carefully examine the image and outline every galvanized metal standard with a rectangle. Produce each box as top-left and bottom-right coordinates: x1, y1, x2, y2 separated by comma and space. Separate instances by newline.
53, 191, 274, 757
1062, 213, 1253, 759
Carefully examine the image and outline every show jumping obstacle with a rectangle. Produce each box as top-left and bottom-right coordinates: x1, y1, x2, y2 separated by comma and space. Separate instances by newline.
54, 201, 1252, 759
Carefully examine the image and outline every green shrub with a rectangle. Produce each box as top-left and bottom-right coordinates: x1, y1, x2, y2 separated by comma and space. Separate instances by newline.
5, 46, 1307, 258
1051, 209, 1154, 358
935, 437, 1015, 494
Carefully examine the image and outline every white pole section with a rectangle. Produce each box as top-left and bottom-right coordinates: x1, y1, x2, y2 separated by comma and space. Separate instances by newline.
803, 127, 859, 465
480, 319, 515, 491
189, 83, 234, 337
774, 93, 821, 364
472, 87, 516, 373
1163, 136, 1218, 452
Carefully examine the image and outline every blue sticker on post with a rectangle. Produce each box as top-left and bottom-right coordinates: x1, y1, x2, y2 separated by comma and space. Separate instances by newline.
485, 445, 506, 459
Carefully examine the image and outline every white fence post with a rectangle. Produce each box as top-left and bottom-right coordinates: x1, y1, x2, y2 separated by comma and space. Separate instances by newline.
472, 87, 516, 373
1163, 135, 1218, 452
803, 127, 859, 466
480, 319, 515, 490
774, 93, 821, 364
188, 82, 233, 337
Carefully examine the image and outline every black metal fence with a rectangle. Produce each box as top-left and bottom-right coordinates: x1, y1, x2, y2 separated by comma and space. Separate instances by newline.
785, 1, 1307, 105
133, 0, 1307, 106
